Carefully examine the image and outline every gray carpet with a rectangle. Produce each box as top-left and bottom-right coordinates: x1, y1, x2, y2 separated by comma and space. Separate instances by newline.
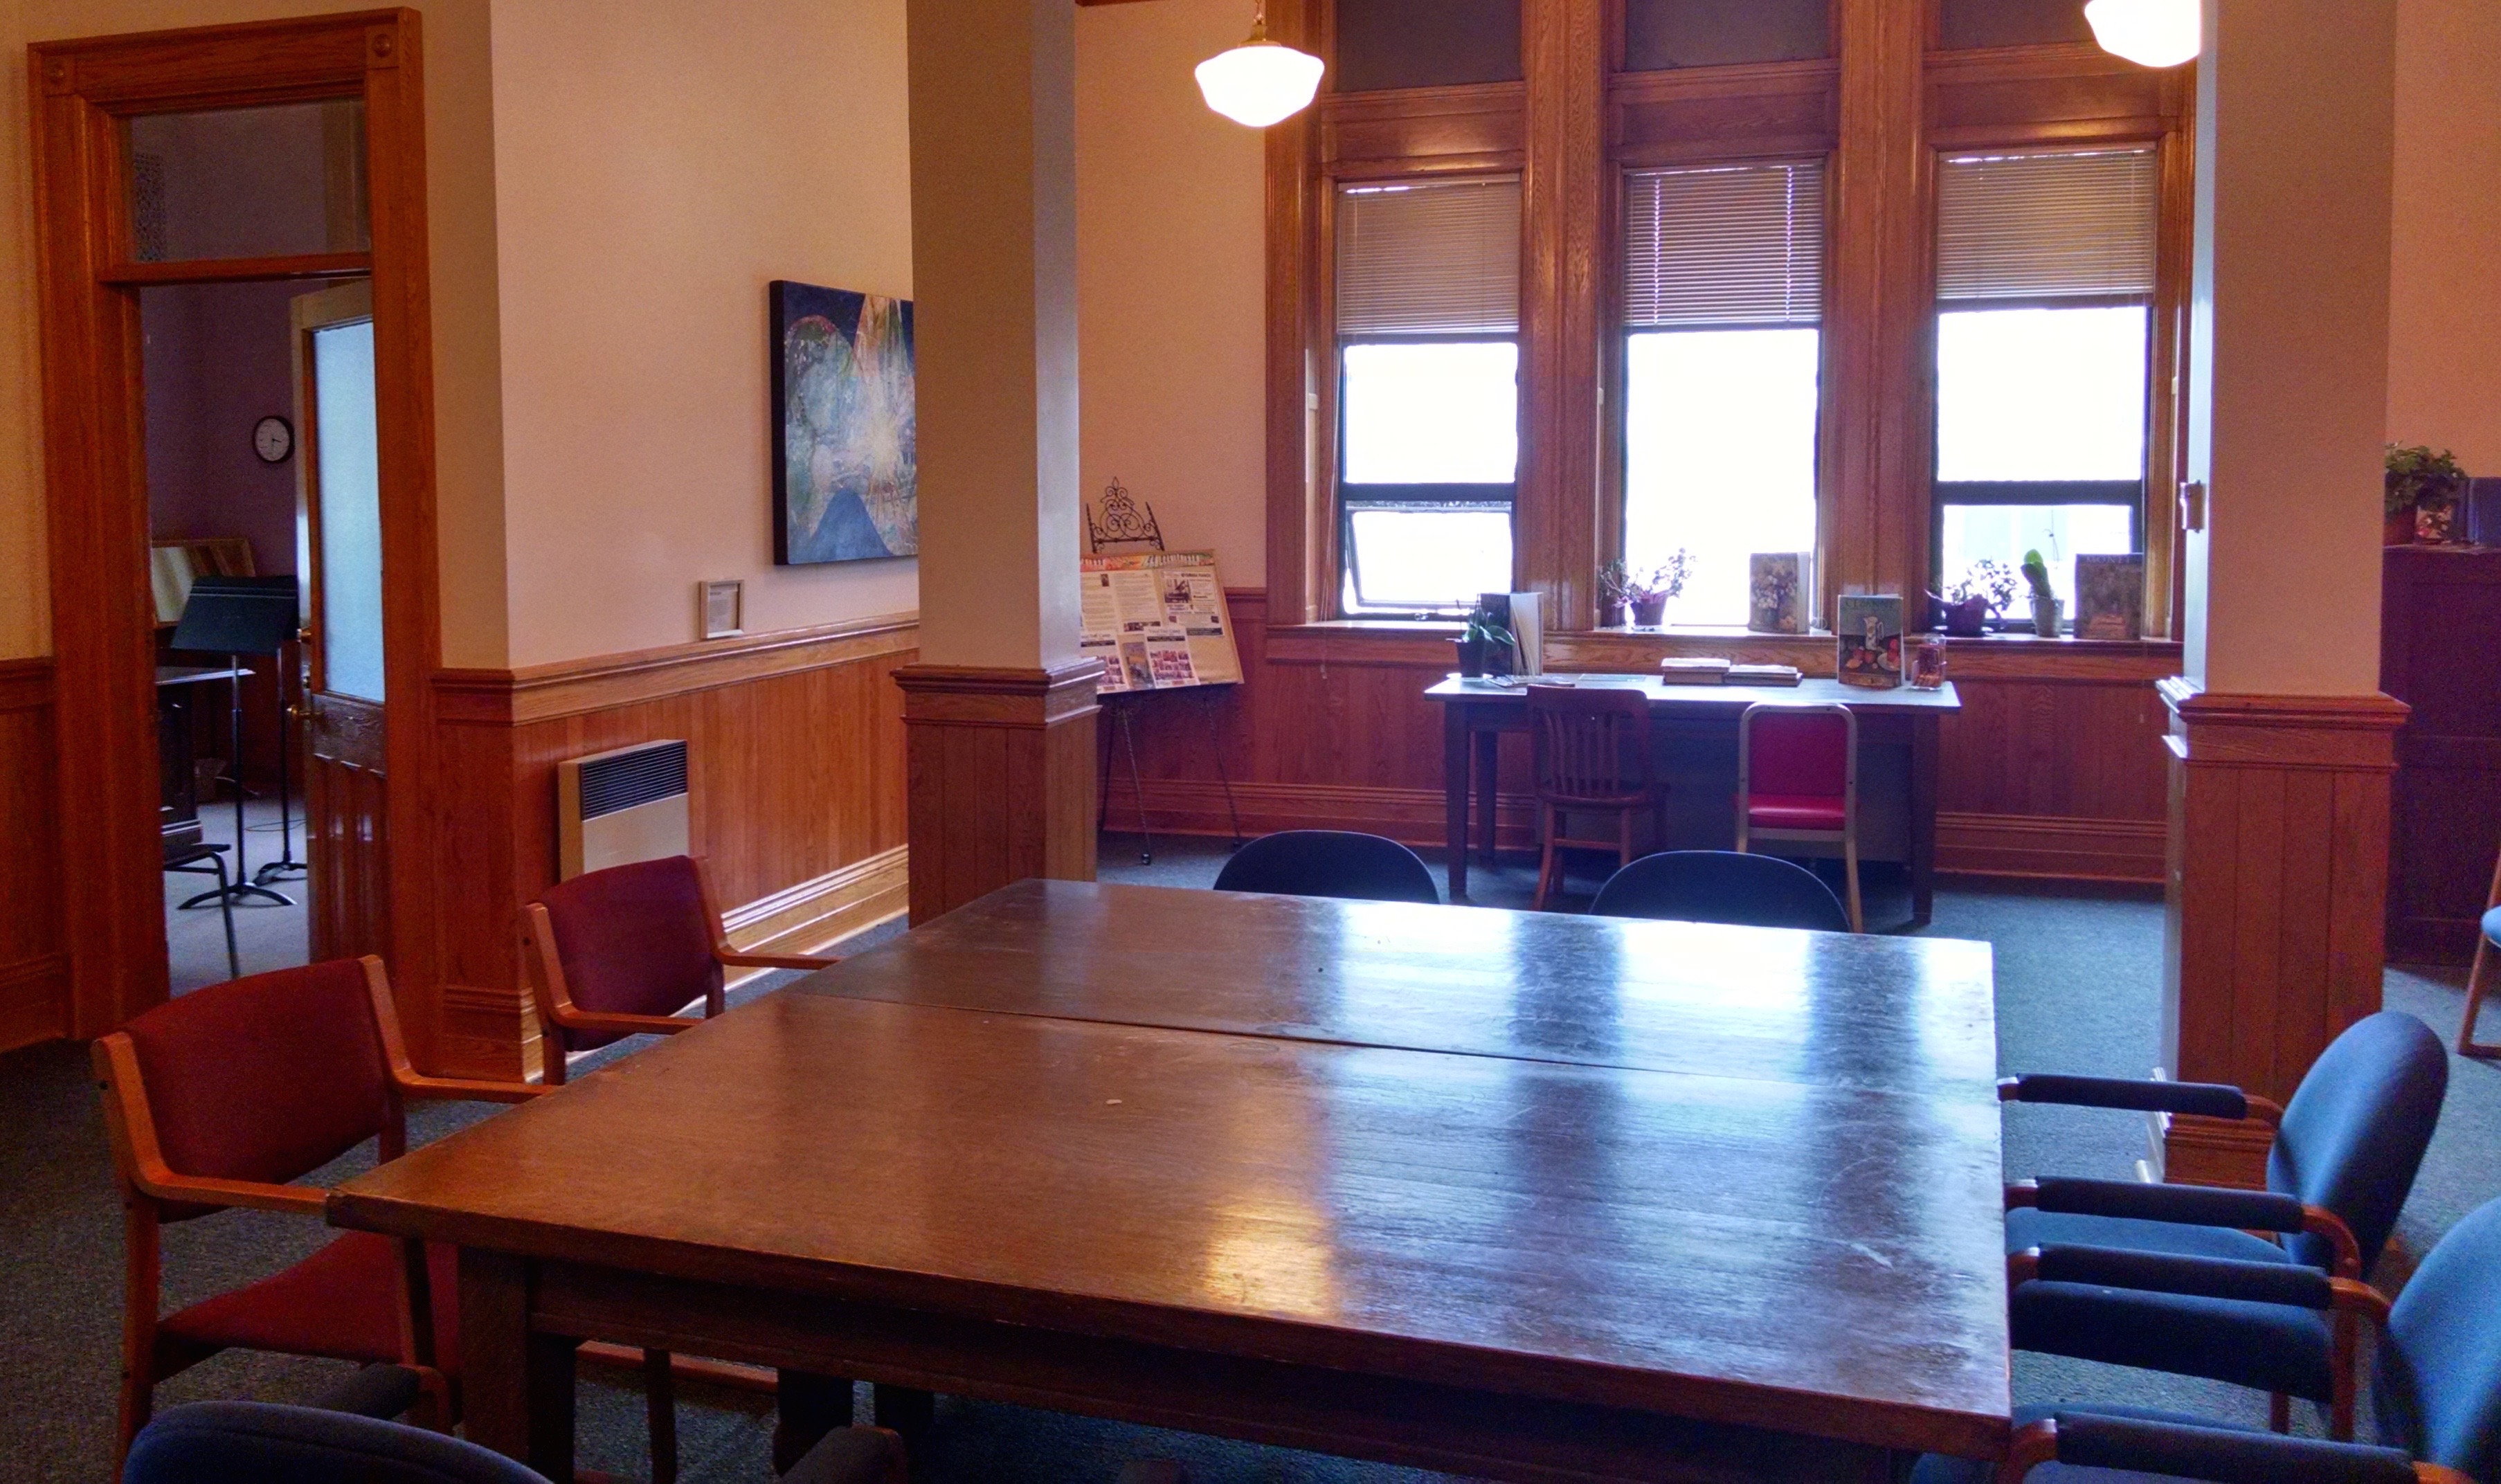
3, 833, 2495, 1483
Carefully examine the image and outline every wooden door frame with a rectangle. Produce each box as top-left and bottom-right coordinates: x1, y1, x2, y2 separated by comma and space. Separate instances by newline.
30, 10, 444, 1050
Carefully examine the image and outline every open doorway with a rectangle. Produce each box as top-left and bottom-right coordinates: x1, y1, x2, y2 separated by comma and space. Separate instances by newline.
33, 15, 443, 1041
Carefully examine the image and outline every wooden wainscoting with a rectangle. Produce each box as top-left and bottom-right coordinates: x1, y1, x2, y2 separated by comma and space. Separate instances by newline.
0, 660, 69, 1053
1108, 592, 2176, 885
426, 615, 917, 1078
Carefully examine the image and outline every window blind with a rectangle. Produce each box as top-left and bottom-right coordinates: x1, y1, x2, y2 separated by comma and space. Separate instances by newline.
1336, 177, 1521, 336
1622, 160, 1825, 329
1937, 147, 2158, 302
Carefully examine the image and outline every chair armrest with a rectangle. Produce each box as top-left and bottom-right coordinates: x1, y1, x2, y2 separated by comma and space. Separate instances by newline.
545, 1008, 703, 1038
719, 952, 837, 972
1997, 1074, 2280, 1125
134, 1168, 329, 1217
2008, 1245, 2391, 1325
393, 1072, 552, 1105
2000, 1413, 2419, 1484
2008, 1178, 2363, 1276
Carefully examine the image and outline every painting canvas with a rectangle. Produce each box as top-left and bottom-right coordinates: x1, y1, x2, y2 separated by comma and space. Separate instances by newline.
2073, 554, 2145, 641
1834, 592, 1904, 689
772, 280, 917, 564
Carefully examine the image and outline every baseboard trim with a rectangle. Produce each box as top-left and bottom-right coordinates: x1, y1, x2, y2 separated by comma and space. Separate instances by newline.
1934, 811, 2166, 884
722, 845, 910, 963
0, 953, 69, 1053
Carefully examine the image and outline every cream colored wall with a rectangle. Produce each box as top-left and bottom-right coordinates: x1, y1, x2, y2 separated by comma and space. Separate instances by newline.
1075, 0, 1267, 587
2, 0, 507, 664
491, 0, 916, 668
2387, 0, 2501, 472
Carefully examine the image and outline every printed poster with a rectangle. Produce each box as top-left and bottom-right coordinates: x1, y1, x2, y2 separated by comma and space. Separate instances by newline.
1078, 550, 1243, 694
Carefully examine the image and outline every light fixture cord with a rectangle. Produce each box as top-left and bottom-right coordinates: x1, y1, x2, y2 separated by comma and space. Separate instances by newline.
1247, 0, 1269, 43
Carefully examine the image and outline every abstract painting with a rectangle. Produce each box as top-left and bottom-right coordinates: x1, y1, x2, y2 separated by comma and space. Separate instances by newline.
771, 280, 917, 564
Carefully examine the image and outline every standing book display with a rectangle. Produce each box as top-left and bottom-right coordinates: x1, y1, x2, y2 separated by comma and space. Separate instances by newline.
1834, 593, 1905, 689
1079, 484, 1246, 861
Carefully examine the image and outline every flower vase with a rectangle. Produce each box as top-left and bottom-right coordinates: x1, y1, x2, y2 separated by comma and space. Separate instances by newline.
1455, 638, 1488, 678
1629, 595, 1669, 628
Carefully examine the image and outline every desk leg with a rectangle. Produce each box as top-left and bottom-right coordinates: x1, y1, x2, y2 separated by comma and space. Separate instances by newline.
872, 1383, 936, 1447
459, 1250, 575, 1479
1474, 729, 1499, 864
775, 1370, 855, 1472
1443, 706, 1471, 902
1911, 714, 1939, 926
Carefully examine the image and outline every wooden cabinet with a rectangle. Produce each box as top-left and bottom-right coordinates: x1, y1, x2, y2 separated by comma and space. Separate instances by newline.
2382, 545, 2501, 963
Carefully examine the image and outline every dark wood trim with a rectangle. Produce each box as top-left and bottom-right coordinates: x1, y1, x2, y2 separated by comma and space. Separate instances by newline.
1319, 81, 1525, 172
30, 10, 442, 1045
1264, 0, 1324, 628
0, 656, 53, 711
434, 614, 921, 725
97, 251, 372, 285
896, 662, 1101, 924
1517, 0, 1607, 631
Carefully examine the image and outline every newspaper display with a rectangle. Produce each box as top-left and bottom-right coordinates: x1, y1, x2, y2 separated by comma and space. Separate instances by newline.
1079, 550, 1243, 694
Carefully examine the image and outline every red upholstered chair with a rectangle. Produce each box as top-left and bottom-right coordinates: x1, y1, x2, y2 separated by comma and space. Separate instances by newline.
1527, 685, 1668, 912
520, 854, 836, 1087
93, 957, 545, 1468
1735, 701, 1862, 932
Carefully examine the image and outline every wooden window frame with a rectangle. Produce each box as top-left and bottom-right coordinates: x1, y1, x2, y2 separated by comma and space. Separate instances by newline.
1266, 0, 2192, 643
30, 10, 444, 1042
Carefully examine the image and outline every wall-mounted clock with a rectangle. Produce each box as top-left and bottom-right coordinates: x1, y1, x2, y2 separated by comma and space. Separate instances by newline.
252, 415, 294, 464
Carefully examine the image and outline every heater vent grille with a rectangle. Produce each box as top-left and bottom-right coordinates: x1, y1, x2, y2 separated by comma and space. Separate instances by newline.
577, 740, 687, 820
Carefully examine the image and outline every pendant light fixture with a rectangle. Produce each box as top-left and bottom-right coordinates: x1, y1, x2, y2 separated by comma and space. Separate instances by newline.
1195, 0, 1324, 128
2083, 0, 2201, 69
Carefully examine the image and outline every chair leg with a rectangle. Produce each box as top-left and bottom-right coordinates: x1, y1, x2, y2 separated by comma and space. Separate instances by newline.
1842, 827, 1864, 934
116, 1202, 161, 1471
2462, 932, 2500, 1059
644, 1347, 678, 1484
1534, 806, 1558, 912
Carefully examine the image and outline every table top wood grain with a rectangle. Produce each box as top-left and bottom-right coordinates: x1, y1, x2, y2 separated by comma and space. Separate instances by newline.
333, 881, 2010, 1460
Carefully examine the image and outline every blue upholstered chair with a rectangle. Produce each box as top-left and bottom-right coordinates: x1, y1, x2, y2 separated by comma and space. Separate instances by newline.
1587, 850, 1852, 933
2457, 844, 2501, 1058
1997, 1011, 2449, 1438
1211, 830, 1440, 905
1912, 1195, 2501, 1483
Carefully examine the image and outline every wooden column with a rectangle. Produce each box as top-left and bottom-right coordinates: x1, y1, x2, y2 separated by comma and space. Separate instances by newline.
1261, 0, 1324, 628
2163, 0, 2405, 1184
896, 0, 1097, 923
1824, 0, 1930, 613
1517, 0, 1606, 631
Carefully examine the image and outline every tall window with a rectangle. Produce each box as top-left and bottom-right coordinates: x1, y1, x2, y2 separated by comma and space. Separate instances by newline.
1933, 146, 2157, 619
1620, 160, 1826, 626
1335, 176, 1522, 615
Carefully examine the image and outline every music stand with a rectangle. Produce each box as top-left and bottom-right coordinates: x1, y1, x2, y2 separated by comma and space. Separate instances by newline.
170, 577, 300, 909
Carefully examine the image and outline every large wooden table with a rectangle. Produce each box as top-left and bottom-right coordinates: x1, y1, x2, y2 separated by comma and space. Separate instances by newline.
331, 880, 2009, 1481
1425, 676, 1963, 923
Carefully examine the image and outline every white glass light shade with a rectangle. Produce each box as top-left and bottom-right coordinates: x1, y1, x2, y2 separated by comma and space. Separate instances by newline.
2084, 0, 2200, 68
1195, 39, 1324, 127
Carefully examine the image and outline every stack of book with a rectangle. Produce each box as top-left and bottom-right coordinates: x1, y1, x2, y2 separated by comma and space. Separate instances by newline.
1657, 657, 1731, 685
1725, 663, 1803, 687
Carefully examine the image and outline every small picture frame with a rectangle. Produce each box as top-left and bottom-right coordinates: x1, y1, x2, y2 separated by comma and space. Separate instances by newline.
699, 579, 743, 640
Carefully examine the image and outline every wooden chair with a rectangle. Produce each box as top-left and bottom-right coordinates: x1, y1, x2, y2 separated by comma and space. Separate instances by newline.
1526, 686, 1667, 912
1735, 702, 1862, 932
2457, 840, 2501, 1059
521, 853, 836, 1086
94, 957, 545, 1469
519, 853, 838, 1480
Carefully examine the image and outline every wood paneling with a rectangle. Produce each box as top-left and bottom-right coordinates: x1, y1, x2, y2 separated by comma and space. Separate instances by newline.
0, 660, 68, 1053
1319, 82, 1526, 173
430, 625, 915, 1079
1924, 43, 2186, 146
896, 662, 1100, 925
1264, 0, 1326, 629
2160, 680, 2409, 1185
1609, 60, 1840, 163
1517, 0, 1607, 630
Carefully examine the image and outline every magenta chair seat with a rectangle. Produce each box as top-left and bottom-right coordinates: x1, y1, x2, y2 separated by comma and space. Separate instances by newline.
1745, 794, 1848, 831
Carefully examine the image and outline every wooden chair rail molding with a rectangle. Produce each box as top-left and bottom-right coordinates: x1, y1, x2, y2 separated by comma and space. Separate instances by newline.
431, 611, 920, 725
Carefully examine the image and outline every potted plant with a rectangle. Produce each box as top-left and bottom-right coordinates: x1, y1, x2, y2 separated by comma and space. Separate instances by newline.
2387, 444, 2466, 545
1935, 559, 2019, 637
1455, 608, 1515, 678
2020, 549, 2061, 637
1600, 550, 1695, 628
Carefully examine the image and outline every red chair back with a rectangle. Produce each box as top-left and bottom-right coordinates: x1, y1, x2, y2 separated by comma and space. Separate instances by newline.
118, 960, 390, 1206
537, 855, 723, 1038
1528, 685, 1657, 808
1745, 707, 1850, 802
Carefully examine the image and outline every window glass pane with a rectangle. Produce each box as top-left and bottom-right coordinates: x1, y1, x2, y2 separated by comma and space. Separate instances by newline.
1342, 341, 1519, 484
1346, 508, 1514, 612
1624, 327, 1820, 626
126, 101, 368, 263
1334, 0, 1522, 91
1935, 307, 2147, 482
1623, 0, 1830, 70
1939, 0, 2094, 50
313, 319, 385, 703
1938, 504, 2134, 618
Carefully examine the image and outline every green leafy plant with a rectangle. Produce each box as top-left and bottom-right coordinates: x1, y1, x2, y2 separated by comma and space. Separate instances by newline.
2387, 444, 2466, 516
2019, 549, 2056, 604
1461, 610, 1515, 649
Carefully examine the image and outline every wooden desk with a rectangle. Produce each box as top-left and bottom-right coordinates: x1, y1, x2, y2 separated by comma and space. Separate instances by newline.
332, 881, 2007, 1482
1427, 676, 1962, 921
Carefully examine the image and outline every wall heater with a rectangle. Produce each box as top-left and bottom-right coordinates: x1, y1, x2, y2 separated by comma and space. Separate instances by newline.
557, 739, 690, 880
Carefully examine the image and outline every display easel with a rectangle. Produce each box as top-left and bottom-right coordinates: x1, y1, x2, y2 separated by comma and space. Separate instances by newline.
168, 576, 300, 909
1083, 482, 1245, 865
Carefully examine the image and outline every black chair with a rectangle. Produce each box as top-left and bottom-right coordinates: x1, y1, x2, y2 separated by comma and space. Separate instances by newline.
1913, 1193, 2501, 1483
164, 840, 240, 980
1211, 830, 1439, 905
1998, 1011, 2449, 1438
1587, 850, 1852, 933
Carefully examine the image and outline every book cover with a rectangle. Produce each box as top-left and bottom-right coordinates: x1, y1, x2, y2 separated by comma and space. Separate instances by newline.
1659, 657, 1731, 685
1748, 552, 1807, 635
2072, 554, 2145, 641
1725, 663, 1803, 687
1834, 593, 1904, 689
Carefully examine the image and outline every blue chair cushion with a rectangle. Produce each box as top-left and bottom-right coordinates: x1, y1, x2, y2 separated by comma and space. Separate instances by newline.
2484, 903, 2501, 948
126, 1402, 550, 1484
1913, 1404, 2315, 1484
2011, 1277, 2336, 1402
